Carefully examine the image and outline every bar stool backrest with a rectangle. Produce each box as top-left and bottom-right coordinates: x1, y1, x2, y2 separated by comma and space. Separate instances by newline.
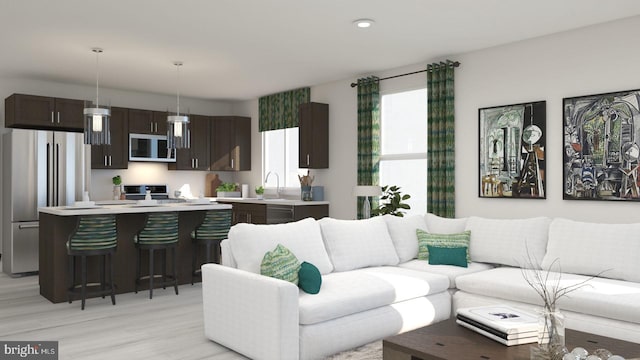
192, 209, 232, 241
135, 212, 179, 245
67, 215, 117, 253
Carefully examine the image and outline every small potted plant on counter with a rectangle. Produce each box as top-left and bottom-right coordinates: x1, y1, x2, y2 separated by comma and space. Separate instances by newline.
112, 175, 122, 200
255, 186, 264, 199
216, 182, 241, 198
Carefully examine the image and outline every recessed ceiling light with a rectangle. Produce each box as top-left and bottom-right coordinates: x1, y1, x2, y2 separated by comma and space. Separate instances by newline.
353, 19, 374, 28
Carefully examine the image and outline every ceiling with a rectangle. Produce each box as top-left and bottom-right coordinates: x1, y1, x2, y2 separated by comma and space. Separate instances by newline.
1, 1, 640, 101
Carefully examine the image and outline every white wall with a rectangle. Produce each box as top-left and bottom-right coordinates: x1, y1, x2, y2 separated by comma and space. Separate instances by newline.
234, 15, 640, 222
455, 15, 640, 223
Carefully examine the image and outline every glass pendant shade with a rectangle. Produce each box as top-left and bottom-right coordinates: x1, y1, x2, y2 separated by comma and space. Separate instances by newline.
83, 48, 111, 145
167, 61, 190, 149
84, 104, 111, 145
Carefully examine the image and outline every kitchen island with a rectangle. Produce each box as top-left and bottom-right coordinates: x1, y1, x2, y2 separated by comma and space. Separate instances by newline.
38, 202, 231, 303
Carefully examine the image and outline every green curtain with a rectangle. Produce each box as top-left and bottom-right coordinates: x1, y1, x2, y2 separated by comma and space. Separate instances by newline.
427, 61, 456, 218
356, 76, 380, 219
259, 87, 310, 131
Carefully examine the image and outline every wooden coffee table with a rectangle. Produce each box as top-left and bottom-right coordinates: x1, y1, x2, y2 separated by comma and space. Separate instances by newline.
383, 319, 640, 360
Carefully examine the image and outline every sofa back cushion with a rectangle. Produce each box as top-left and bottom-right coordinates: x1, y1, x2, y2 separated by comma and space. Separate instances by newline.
228, 218, 334, 275
424, 213, 468, 234
383, 214, 428, 263
542, 218, 640, 282
318, 217, 399, 272
465, 216, 551, 267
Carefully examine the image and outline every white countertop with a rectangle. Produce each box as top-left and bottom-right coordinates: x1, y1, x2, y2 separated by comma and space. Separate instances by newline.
39, 202, 232, 216
216, 197, 329, 206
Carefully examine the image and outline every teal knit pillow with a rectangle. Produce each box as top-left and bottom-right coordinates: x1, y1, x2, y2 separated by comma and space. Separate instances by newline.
427, 245, 468, 267
298, 262, 322, 294
260, 244, 301, 285
416, 229, 471, 262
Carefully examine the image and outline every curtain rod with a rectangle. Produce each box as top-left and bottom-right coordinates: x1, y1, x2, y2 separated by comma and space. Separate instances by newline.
350, 60, 460, 88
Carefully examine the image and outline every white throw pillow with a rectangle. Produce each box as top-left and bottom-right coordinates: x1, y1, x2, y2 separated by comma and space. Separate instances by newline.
542, 218, 640, 282
424, 213, 468, 234
318, 217, 399, 272
465, 216, 551, 267
383, 214, 428, 262
228, 218, 334, 275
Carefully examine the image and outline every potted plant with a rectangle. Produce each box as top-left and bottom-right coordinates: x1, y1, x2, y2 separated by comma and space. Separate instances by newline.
112, 175, 122, 200
255, 186, 265, 199
216, 182, 241, 198
371, 185, 411, 217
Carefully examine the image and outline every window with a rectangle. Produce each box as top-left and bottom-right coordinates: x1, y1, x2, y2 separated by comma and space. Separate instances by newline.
380, 88, 428, 215
263, 128, 303, 188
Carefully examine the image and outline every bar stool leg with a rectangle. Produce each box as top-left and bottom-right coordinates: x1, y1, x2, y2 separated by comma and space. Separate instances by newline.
162, 249, 167, 289
81, 255, 87, 311
135, 247, 140, 294
173, 247, 179, 295
191, 240, 197, 285
101, 255, 106, 299
109, 252, 116, 305
68, 256, 75, 304
149, 248, 154, 299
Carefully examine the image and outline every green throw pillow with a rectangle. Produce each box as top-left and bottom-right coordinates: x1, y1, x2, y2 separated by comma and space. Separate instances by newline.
416, 229, 471, 262
260, 244, 301, 285
298, 262, 322, 294
427, 245, 468, 267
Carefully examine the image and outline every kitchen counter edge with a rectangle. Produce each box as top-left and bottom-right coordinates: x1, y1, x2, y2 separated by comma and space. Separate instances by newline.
39, 203, 232, 216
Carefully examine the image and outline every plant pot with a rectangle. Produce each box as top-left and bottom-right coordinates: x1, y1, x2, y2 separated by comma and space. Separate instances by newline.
217, 191, 241, 198
256, 194, 264, 199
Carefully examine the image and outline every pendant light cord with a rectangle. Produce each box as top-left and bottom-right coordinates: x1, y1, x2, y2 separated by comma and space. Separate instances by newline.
93, 48, 103, 107
175, 62, 182, 116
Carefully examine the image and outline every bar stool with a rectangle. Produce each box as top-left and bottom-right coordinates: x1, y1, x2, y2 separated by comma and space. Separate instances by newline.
191, 209, 232, 284
134, 212, 179, 299
67, 215, 118, 310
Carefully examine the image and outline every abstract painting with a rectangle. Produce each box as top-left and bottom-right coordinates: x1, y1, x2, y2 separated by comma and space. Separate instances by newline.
563, 89, 640, 201
479, 101, 546, 198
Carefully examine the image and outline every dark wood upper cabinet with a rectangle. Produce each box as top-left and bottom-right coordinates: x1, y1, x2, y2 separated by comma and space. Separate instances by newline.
128, 109, 167, 135
5, 94, 84, 132
169, 114, 210, 171
211, 116, 251, 171
299, 102, 329, 169
91, 107, 129, 169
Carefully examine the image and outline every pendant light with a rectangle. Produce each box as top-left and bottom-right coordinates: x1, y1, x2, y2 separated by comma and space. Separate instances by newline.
167, 61, 190, 149
83, 48, 111, 145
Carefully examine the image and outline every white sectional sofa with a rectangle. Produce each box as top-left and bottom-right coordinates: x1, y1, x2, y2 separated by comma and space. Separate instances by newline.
201, 214, 640, 360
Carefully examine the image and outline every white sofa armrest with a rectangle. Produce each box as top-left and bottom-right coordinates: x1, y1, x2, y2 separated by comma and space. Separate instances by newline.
202, 264, 300, 360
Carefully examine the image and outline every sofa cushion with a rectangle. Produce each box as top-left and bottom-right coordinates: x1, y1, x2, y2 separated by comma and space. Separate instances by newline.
428, 245, 468, 267
398, 259, 494, 288
417, 230, 471, 261
383, 214, 428, 263
318, 217, 399, 272
260, 244, 301, 285
465, 216, 551, 267
298, 266, 450, 325
299, 262, 322, 294
542, 218, 640, 282
228, 218, 334, 275
424, 213, 468, 234
455, 267, 640, 326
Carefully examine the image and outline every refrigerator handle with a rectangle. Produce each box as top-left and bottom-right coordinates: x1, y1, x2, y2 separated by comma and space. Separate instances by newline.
46, 143, 51, 207
55, 143, 60, 206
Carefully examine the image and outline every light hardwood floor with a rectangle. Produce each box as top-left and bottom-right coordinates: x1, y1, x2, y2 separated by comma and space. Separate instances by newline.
0, 264, 247, 360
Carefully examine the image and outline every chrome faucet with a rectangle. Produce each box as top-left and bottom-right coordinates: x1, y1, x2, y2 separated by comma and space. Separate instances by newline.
264, 171, 280, 198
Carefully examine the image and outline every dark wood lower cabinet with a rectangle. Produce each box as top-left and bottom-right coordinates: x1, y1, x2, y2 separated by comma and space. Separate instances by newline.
219, 201, 329, 225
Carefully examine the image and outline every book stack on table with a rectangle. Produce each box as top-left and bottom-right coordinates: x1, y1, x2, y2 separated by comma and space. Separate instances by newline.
456, 305, 540, 346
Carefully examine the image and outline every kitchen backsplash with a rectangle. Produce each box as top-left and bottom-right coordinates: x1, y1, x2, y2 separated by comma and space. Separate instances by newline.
91, 162, 236, 200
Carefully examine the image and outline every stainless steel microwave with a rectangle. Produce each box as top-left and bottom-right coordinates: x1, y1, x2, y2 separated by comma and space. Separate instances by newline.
129, 133, 176, 162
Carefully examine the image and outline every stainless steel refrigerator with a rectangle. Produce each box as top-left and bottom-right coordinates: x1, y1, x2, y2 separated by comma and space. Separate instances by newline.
2, 129, 86, 276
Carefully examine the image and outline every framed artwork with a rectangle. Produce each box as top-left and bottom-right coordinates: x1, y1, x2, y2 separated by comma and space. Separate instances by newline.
563, 89, 640, 201
479, 101, 546, 198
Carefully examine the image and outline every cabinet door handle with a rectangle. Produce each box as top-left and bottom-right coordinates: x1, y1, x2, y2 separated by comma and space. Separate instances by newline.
109, 155, 112, 166
104, 156, 108, 166
307, 154, 310, 166
231, 158, 234, 169
155, 122, 158, 133
150, 122, 154, 132
51, 111, 55, 123
195, 158, 199, 169
57, 112, 60, 123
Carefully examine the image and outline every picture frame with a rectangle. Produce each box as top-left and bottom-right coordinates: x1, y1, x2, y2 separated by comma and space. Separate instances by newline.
479, 101, 546, 199
563, 89, 640, 201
